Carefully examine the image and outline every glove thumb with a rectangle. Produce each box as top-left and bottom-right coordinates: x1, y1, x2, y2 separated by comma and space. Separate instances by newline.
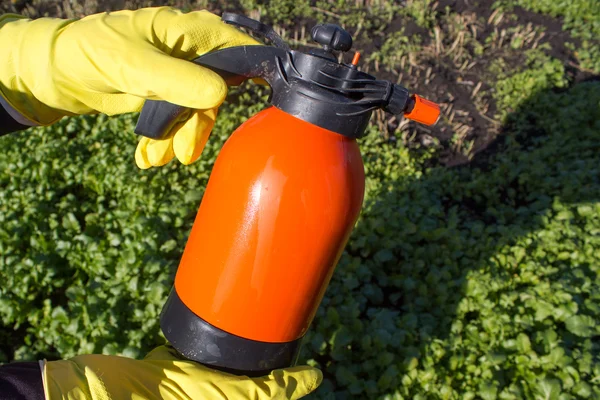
258, 366, 323, 399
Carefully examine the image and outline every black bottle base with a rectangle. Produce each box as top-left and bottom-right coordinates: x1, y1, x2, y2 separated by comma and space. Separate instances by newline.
160, 289, 303, 376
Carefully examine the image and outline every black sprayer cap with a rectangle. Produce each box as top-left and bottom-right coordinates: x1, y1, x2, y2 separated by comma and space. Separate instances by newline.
134, 13, 440, 140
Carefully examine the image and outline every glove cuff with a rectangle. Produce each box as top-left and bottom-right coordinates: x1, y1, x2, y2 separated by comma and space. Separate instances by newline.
0, 360, 45, 400
0, 16, 72, 125
0, 93, 38, 135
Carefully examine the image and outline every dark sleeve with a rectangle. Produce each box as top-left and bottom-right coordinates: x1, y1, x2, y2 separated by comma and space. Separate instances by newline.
0, 104, 29, 136
0, 362, 44, 400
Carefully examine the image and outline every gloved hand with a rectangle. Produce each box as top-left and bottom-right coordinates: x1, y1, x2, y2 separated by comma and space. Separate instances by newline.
0, 7, 260, 169
42, 345, 322, 399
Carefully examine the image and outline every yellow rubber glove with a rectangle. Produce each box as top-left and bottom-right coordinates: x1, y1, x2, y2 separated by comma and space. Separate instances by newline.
0, 7, 260, 169
43, 345, 322, 399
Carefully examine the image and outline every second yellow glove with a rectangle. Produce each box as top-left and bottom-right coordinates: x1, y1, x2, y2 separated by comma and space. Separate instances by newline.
0, 7, 260, 168
43, 344, 322, 399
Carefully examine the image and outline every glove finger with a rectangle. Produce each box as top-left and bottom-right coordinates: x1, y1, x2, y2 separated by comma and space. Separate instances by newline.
135, 137, 152, 169
118, 48, 228, 111
119, 8, 262, 110
172, 108, 218, 165
141, 345, 323, 399
135, 135, 176, 169
156, 9, 262, 58
252, 366, 323, 400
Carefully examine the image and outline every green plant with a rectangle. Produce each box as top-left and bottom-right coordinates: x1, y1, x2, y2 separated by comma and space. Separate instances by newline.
367, 29, 422, 71
300, 81, 600, 399
240, 0, 313, 25
313, 0, 397, 38
493, 0, 600, 73
492, 48, 568, 120
402, 0, 437, 30
0, 85, 269, 361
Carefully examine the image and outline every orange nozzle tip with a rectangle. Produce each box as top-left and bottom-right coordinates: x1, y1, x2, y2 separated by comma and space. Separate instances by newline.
404, 94, 441, 126
351, 52, 361, 66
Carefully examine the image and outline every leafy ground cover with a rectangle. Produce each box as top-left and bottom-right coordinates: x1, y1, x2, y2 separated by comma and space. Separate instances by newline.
1, 0, 599, 398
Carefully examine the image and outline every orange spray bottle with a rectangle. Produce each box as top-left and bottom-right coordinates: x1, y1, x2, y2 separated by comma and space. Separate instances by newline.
135, 14, 440, 374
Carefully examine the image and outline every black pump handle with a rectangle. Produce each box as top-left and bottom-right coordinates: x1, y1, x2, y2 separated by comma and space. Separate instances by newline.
135, 46, 283, 140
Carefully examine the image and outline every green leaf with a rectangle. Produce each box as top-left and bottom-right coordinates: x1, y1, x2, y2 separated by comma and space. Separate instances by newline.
479, 382, 499, 400
375, 249, 394, 263
335, 365, 356, 386
61, 213, 81, 232
573, 382, 591, 398
184, 189, 204, 203
555, 210, 573, 221
331, 326, 353, 348
565, 315, 595, 337
535, 301, 555, 322
575, 205, 594, 217
534, 378, 561, 400
159, 239, 177, 253
540, 329, 559, 351
517, 333, 531, 353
